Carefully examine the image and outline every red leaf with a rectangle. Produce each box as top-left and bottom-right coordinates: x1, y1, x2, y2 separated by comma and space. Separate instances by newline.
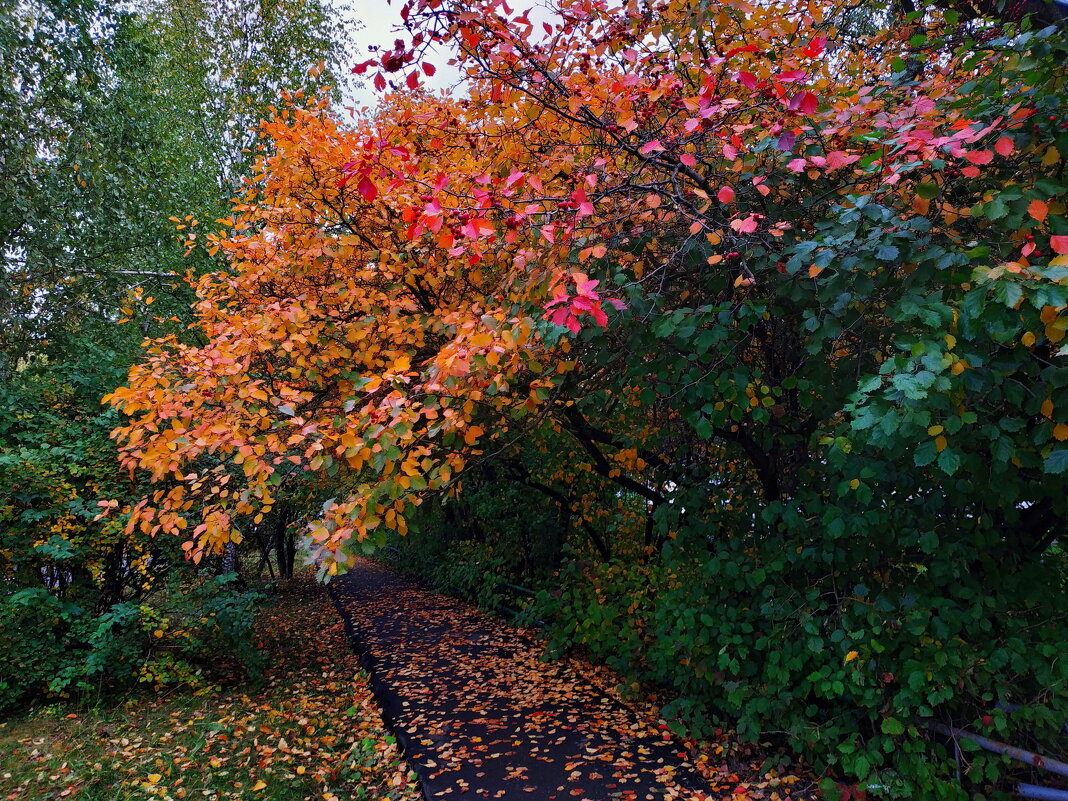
640, 140, 664, 155
406, 71, 419, 90
730, 215, 759, 234
1050, 235, 1068, 254
725, 44, 759, 57
788, 91, 818, 114
995, 136, 1014, 157
737, 71, 758, 90
422, 61, 436, 76
965, 149, 993, 165
717, 186, 736, 203
572, 188, 594, 217
461, 218, 494, 239
801, 36, 827, 58
374, 72, 386, 91
357, 175, 378, 202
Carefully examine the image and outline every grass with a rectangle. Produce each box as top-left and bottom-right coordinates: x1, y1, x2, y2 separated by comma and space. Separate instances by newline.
0, 575, 421, 801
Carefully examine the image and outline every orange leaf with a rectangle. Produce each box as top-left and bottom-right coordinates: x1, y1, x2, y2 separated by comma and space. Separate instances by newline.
1027, 199, 1048, 223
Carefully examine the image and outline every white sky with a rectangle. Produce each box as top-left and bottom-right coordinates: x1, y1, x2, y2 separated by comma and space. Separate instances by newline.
337, 0, 558, 110
339, 0, 464, 109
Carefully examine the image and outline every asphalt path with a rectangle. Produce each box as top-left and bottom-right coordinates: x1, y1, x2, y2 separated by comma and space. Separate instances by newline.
329, 558, 716, 800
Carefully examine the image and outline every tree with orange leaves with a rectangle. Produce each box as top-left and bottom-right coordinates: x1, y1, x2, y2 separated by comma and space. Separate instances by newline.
107, 0, 1068, 795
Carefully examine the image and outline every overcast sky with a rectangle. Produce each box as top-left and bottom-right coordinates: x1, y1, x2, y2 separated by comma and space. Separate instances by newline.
339, 0, 464, 109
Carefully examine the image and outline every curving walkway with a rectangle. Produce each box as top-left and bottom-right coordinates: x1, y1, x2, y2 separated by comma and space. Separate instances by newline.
328, 558, 717, 800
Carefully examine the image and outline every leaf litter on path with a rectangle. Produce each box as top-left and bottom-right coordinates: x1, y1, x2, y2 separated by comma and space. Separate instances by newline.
330, 558, 818, 801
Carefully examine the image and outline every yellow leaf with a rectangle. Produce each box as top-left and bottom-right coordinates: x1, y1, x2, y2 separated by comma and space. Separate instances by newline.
1041, 398, 1054, 418
1021, 331, 1036, 347
1047, 315, 1068, 341
252, 780, 267, 791
849, 479, 859, 490
147, 774, 162, 784
927, 425, 944, 436
1054, 423, 1068, 442
935, 435, 947, 452
845, 650, 859, 663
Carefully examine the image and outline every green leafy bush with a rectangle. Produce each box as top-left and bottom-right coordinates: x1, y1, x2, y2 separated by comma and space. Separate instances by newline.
524, 493, 1067, 800
0, 359, 265, 710
0, 573, 265, 709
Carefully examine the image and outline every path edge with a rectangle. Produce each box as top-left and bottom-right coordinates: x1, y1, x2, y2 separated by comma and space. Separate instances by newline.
326, 577, 434, 801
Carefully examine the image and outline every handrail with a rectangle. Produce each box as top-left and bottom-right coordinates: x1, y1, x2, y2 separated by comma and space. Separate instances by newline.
924, 720, 1068, 779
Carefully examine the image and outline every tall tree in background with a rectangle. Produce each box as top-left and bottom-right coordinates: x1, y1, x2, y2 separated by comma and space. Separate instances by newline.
0, 0, 357, 709
0, 0, 356, 371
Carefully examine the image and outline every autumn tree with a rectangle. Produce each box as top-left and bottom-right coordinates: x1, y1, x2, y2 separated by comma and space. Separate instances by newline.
108, 0, 1067, 795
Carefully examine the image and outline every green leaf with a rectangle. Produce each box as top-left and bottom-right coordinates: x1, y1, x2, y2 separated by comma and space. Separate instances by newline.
881, 717, 906, 736
938, 448, 961, 475
984, 198, 1008, 220
914, 441, 937, 466
1044, 449, 1068, 474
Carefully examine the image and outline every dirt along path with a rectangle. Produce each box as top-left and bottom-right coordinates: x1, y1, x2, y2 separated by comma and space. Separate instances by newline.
329, 558, 724, 801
